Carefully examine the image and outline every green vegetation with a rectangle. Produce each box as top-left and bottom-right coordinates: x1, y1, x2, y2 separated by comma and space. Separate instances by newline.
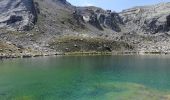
0, 41, 19, 54
49, 35, 134, 53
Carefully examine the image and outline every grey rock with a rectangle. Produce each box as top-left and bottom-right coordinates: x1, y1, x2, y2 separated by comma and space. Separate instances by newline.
120, 2, 170, 34
76, 7, 122, 32
0, 0, 37, 31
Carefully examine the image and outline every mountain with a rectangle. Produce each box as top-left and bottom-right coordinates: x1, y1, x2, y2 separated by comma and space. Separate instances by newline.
0, 0, 37, 31
0, 0, 170, 57
120, 3, 170, 34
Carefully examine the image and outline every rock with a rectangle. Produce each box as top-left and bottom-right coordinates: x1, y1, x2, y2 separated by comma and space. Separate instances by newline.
89, 12, 104, 30
166, 15, 170, 29
76, 7, 122, 32
0, 0, 37, 31
103, 12, 122, 32
120, 2, 170, 34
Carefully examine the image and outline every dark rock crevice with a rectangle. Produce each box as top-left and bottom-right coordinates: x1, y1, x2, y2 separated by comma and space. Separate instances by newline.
167, 15, 170, 27
89, 12, 104, 30
6, 15, 23, 25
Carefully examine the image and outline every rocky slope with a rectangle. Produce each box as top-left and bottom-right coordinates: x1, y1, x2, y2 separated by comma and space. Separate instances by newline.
0, 0, 37, 31
120, 3, 170, 34
0, 0, 170, 57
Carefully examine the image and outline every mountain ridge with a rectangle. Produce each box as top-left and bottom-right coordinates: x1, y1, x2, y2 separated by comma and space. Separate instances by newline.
0, 0, 170, 57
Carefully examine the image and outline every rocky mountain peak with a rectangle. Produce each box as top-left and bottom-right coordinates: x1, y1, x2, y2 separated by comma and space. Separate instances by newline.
0, 0, 170, 34
120, 2, 170, 34
51, 0, 72, 6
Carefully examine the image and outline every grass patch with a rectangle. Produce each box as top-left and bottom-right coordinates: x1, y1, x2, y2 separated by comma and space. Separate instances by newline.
49, 35, 134, 53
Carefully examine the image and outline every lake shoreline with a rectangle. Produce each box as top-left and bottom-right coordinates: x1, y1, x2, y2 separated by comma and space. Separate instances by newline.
1, 51, 170, 59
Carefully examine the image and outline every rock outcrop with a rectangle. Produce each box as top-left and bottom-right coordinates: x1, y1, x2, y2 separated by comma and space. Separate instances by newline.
120, 3, 170, 34
76, 7, 123, 32
0, 0, 37, 31
1, 0, 169, 34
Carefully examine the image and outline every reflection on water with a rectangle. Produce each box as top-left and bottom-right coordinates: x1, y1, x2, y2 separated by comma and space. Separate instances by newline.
0, 55, 170, 100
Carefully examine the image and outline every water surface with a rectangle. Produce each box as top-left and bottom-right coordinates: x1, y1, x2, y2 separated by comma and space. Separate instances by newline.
0, 55, 170, 100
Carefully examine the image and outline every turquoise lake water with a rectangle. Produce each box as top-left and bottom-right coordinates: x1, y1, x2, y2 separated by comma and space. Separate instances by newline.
0, 55, 170, 100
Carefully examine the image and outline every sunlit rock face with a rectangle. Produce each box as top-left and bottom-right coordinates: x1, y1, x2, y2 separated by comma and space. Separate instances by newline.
0, 0, 37, 31
120, 3, 170, 34
76, 7, 123, 32
1, 0, 170, 34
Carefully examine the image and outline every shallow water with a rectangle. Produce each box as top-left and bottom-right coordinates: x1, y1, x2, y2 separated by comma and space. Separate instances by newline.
0, 55, 170, 100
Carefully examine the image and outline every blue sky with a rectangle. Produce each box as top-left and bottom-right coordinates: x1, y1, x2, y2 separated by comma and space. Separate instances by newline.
67, 0, 170, 12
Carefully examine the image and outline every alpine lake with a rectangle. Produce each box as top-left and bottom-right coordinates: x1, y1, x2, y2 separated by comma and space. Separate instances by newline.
0, 55, 170, 100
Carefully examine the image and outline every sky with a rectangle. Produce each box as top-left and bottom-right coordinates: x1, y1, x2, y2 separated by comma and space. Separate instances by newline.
67, 0, 170, 12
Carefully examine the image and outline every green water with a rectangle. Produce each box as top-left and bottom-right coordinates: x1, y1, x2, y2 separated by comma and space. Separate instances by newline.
0, 55, 170, 100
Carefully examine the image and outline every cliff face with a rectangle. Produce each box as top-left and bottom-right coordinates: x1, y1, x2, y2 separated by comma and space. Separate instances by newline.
0, 0, 37, 31
0, 0, 170, 56
1, 0, 170, 35
120, 3, 170, 34
76, 7, 123, 32
74, 3, 170, 35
